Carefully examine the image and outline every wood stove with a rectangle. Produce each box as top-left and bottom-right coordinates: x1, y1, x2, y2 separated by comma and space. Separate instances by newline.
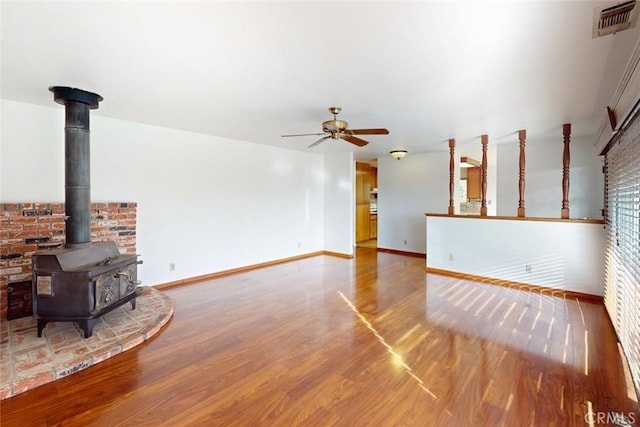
32, 86, 142, 338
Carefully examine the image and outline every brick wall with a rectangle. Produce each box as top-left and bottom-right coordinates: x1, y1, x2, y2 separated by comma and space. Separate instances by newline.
0, 202, 137, 319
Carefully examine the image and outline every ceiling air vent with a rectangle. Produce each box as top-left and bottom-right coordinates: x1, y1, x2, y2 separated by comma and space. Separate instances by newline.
593, 0, 637, 38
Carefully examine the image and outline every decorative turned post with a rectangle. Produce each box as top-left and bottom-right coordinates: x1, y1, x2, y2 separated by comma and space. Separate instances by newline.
561, 123, 571, 219
448, 138, 455, 215
517, 130, 526, 217
480, 134, 488, 216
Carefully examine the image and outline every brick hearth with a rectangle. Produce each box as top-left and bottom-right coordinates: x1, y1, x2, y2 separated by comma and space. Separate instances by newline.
0, 286, 174, 399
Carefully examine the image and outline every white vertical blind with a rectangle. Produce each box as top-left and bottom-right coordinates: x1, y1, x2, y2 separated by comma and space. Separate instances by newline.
604, 107, 640, 398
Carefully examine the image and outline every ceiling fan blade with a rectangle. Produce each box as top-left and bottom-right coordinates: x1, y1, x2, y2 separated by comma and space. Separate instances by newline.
308, 135, 331, 148
348, 128, 389, 135
282, 132, 326, 137
341, 135, 369, 147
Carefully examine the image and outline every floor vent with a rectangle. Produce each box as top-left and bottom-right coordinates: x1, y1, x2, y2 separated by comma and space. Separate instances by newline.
593, 0, 637, 37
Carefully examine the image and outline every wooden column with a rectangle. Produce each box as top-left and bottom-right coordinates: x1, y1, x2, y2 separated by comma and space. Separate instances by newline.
517, 130, 526, 217
480, 134, 488, 216
561, 123, 571, 219
448, 138, 455, 215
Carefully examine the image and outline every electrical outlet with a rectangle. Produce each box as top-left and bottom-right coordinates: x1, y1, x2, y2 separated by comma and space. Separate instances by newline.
525, 264, 532, 273
403, 239, 407, 245
169, 262, 176, 272
297, 241, 301, 248
449, 253, 454, 261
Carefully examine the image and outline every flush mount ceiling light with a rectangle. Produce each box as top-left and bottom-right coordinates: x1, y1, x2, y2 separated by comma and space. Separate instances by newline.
390, 150, 407, 160
460, 156, 481, 168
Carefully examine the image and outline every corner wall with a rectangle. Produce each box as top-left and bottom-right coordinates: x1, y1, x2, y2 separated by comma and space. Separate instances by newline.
377, 151, 450, 254
323, 152, 354, 255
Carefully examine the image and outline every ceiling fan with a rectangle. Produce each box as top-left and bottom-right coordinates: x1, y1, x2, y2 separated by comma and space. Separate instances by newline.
282, 107, 389, 148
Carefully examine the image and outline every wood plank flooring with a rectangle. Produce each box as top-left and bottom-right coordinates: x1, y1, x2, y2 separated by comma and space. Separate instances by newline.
1, 248, 637, 426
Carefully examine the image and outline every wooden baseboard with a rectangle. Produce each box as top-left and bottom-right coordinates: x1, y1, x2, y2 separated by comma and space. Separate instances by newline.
154, 250, 352, 290
323, 250, 354, 259
377, 247, 426, 258
425, 266, 604, 303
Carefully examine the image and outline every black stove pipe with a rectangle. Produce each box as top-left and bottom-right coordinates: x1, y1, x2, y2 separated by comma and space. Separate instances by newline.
49, 86, 103, 248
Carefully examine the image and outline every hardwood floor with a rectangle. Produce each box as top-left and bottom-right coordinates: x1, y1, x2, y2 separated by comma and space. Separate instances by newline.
1, 248, 637, 426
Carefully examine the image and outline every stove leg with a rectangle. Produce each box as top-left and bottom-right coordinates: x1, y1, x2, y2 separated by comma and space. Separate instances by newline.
78, 319, 96, 338
131, 298, 136, 310
37, 319, 48, 337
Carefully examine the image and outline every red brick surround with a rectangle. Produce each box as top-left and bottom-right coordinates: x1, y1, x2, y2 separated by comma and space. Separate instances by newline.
0, 202, 137, 319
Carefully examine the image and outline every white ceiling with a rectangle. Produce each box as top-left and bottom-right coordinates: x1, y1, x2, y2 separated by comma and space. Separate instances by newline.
1, 1, 639, 160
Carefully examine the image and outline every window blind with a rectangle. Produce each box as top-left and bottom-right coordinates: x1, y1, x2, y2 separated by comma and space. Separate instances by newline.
604, 107, 640, 399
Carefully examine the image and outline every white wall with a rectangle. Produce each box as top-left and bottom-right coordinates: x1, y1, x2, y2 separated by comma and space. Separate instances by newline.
323, 152, 354, 255
377, 151, 450, 254
1, 99, 330, 286
426, 216, 605, 296
496, 134, 604, 219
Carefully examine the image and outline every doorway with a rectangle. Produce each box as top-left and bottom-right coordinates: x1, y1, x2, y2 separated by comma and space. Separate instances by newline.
355, 160, 378, 247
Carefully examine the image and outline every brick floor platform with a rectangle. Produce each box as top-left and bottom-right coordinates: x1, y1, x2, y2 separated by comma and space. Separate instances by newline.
0, 287, 174, 400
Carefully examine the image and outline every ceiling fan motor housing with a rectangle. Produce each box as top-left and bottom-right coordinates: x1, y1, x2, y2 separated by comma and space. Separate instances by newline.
323, 119, 348, 138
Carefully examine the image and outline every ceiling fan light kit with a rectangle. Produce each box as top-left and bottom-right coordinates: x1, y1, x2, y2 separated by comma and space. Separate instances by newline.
390, 150, 407, 160
282, 107, 389, 148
